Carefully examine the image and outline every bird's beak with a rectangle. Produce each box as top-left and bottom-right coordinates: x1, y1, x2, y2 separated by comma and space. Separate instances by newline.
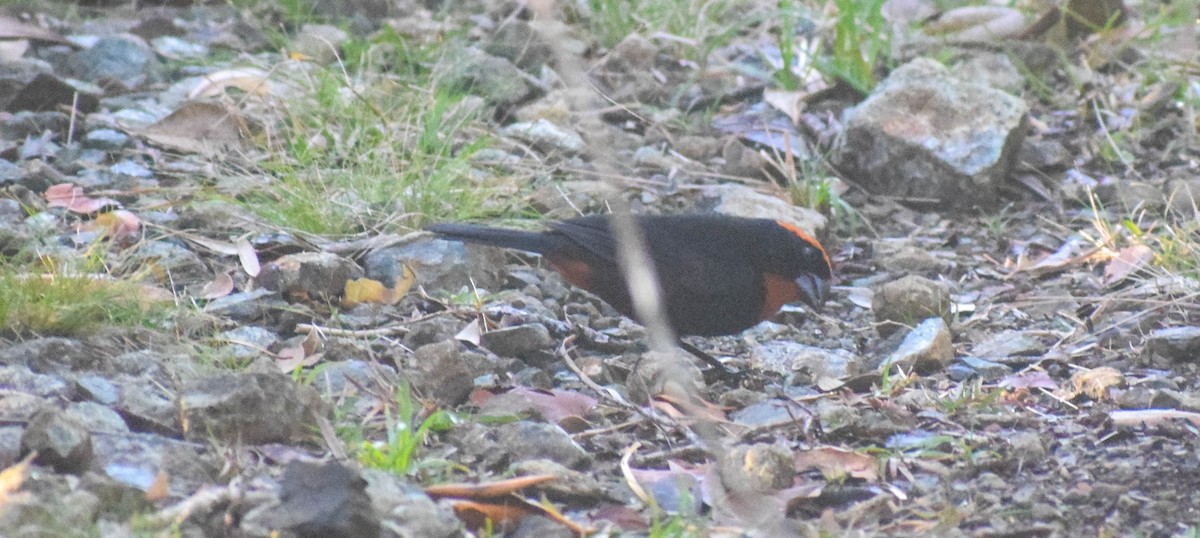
795, 274, 830, 311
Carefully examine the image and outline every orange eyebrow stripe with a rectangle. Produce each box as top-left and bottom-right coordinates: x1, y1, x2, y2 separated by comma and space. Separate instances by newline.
775, 219, 832, 269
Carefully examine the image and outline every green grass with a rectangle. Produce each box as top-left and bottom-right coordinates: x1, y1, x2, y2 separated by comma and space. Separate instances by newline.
584, 0, 762, 64
0, 263, 169, 336
358, 382, 456, 476
817, 0, 888, 94
239, 30, 521, 235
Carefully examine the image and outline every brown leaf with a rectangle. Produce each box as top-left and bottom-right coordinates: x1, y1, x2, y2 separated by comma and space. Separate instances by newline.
235, 237, 260, 277
93, 209, 140, 240
145, 471, 170, 502
1103, 244, 1153, 285
141, 101, 248, 155
45, 183, 120, 214
187, 68, 274, 99
198, 272, 235, 300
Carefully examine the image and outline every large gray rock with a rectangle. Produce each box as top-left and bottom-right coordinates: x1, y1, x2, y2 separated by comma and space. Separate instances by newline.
834, 58, 1028, 210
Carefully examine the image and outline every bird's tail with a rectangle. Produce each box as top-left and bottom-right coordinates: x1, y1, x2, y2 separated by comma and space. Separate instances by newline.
425, 223, 553, 254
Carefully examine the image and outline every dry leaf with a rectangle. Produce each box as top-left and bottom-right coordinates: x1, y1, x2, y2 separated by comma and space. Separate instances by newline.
455, 318, 483, 346
188, 67, 274, 99
45, 183, 120, 214
0, 452, 35, 505
145, 471, 170, 502
235, 237, 260, 277
763, 89, 805, 126
93, 209, 141, 239
1103, 244, 1153, 285
141, 101, 248, 155
198, 272, 235, 300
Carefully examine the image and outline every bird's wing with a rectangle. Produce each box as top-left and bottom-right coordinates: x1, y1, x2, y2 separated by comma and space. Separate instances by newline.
547, 216, 619, 263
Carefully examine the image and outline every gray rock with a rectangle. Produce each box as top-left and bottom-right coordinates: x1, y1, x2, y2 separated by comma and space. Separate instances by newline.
440, 48, 536, 108
21, 407, 94, 474
0, 111, 71, 141
178, 372, 325, 444
83, 128, 130, 151
65, 401, 128, 433
4, 73, 101, 114
834, 58, 1028, 210
93, 430, 215, 494
879, 317, 954, 373
291, 24, 350, 65
255, 251, 364, 302
479, 323, 554, 358
701, 184, 827, 240
310, 359, 397, 396
872, 275, 951, 337
0, 337, 104, 374
0, 364, 72, 399
486, 20, 554, 71
366, 235, 507, 295
401, 316, 463, 350
128, 240, 209, 288
528, 180, 620, 219
113, 375, 179, 435
971, 330, 1046, 363
750, 341, 862, 382
500, 119, 584, 154
0, 393, 52, 421
948, 356, 1010, 381
66, 36, 162, 88
362, 469, 465, 538
243, 460, 379, 538
1145, 326, 1200, 362
494, 421, 591, 470
410, 341, 495, 407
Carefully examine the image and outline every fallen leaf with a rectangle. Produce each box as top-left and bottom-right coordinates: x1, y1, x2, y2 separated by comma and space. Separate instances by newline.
455, 318, 483, 346
187, 67, 274, 99
0, 452, 35, 505
235, 237, 260, 277
93, 209, 141, 240
763, 89, 805, 125
145, 471, 170, 502
1103, 244, 1153, 285
343, 278, 390, 306
141, 101, 248, 155
45, 183, 120, 214
198, 272, 235, 300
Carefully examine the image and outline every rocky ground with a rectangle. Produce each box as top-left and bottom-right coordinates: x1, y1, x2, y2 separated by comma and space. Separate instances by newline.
0, 0, 1198, 537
